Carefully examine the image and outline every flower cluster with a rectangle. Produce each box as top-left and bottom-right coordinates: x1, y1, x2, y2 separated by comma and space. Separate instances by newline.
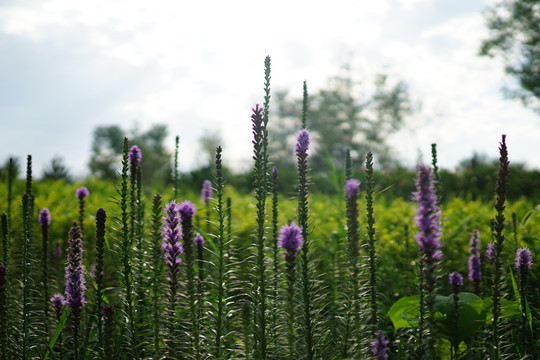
468, 230, 481, 293
194, 233, 205, 247
278, 222, 304, 259
65, 223, 86, 312
162, 201, 183, 269
75, 187, 89, 200
449, 271, 464, 293
50, 293, 66, 316
295, 129, 310, 159
38, 208, 51, 228
345, 178, 361, 200
201, 180, 213, 204
413, 164, 442, 263
371, 331, 390, 359
128, 145, 142, 167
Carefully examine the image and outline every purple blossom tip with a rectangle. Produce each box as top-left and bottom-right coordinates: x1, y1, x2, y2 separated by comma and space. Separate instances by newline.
272, 167, 278, 179
128, 145, 142, 166
278, 222, 304, 255
486, 242, 496, 263
194, 233, 205, 247
76, 186, 89, 200
295, 129, 311, 158
413, 164, 442, 262
179, 200, 196, 220
50, 293, 67, 314
468, 254, 481, 282
162, 200, 183, 269
449, 271, 464, 292
515, 247, 533, 271
201, 180, 213, 204
345, 178, 361, 199
39, 208, 51, 227
371, 331, 390, 359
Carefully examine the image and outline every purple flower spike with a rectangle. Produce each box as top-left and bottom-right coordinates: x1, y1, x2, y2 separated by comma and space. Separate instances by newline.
468, 255, 481, 282
449, 271, 464, 293
295, 129, 310, 158
515, 247, 533, 271
179, 200, 196, 221
413, 164, 442, 262
278, 222, 304, 257
75, 186, 89, 200
345, 178, 361, 200
194, 233, 205, 247
486, 242, 496, 263
468, 230, 481, 292
52, 241, 63, 258
371, 331, 390, 360
128, 145, 142, 167
65, 223, 86, 312
39, 208, 51, 227
50, 293, 66, 314
201, 180, 213, 204
162, 201, 183, 269
272, 167, 278, 179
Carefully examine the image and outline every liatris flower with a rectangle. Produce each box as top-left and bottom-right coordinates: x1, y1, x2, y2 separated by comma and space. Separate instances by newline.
39, 208, 51, 333
515, 247, 533, 273
449, 272, 464, 293
371, 331, 390, 360
75, 187, 89, 236
486, 242, 496, 263
39, 208, 51, 228
65, 222, 85, 359
413, 164, 441, 357
162, 200, 183, 356
295, 129, 310, 158
278, 222, 304, 260
202, 179, 213, 234
162, 201, 183, 272
50, 293, 66, 317
194, 233, 205, 247
178, 200, 201, 357
413, 164, 442, 266
76, 186, 89, 200
201, 180, 213, 204
278, 222, 303, 359
128, 145, 142, 167
468, 230, 481, 294
296, 127, 315, 360
52, 241, 63, 258
251, 102, 270, 359
345, 178, 361, 199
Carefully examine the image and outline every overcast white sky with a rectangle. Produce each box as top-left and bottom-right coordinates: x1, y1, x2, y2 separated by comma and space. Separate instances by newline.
0, 0, 538, 178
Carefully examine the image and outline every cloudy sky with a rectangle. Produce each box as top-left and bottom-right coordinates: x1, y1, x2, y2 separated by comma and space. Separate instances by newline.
0, 0, 538, 178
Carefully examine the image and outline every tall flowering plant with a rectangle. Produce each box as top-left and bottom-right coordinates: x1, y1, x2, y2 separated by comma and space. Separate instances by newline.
162, 200, 183, 357
65, 222, 86, 360
279, 222, 304, 360
413, 164, 442, 357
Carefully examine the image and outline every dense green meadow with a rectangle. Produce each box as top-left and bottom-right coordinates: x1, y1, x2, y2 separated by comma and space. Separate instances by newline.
0, 59, 538, 360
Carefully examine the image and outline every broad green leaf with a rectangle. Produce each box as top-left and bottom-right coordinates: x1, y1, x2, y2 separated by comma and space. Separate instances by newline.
431, 293, 486, 344
388, 295, 421, 332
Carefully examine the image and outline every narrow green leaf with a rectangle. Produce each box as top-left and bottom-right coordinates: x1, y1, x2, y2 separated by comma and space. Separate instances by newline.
44, 307, 69, 360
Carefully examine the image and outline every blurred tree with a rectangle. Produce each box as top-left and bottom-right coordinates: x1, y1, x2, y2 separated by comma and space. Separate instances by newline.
269, 67, 413, 173
480, 0, 540, 112
42, 156, 72, 182
198, 130, 223, 169
0, 157, 19, 182
89, 124, 171, 186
